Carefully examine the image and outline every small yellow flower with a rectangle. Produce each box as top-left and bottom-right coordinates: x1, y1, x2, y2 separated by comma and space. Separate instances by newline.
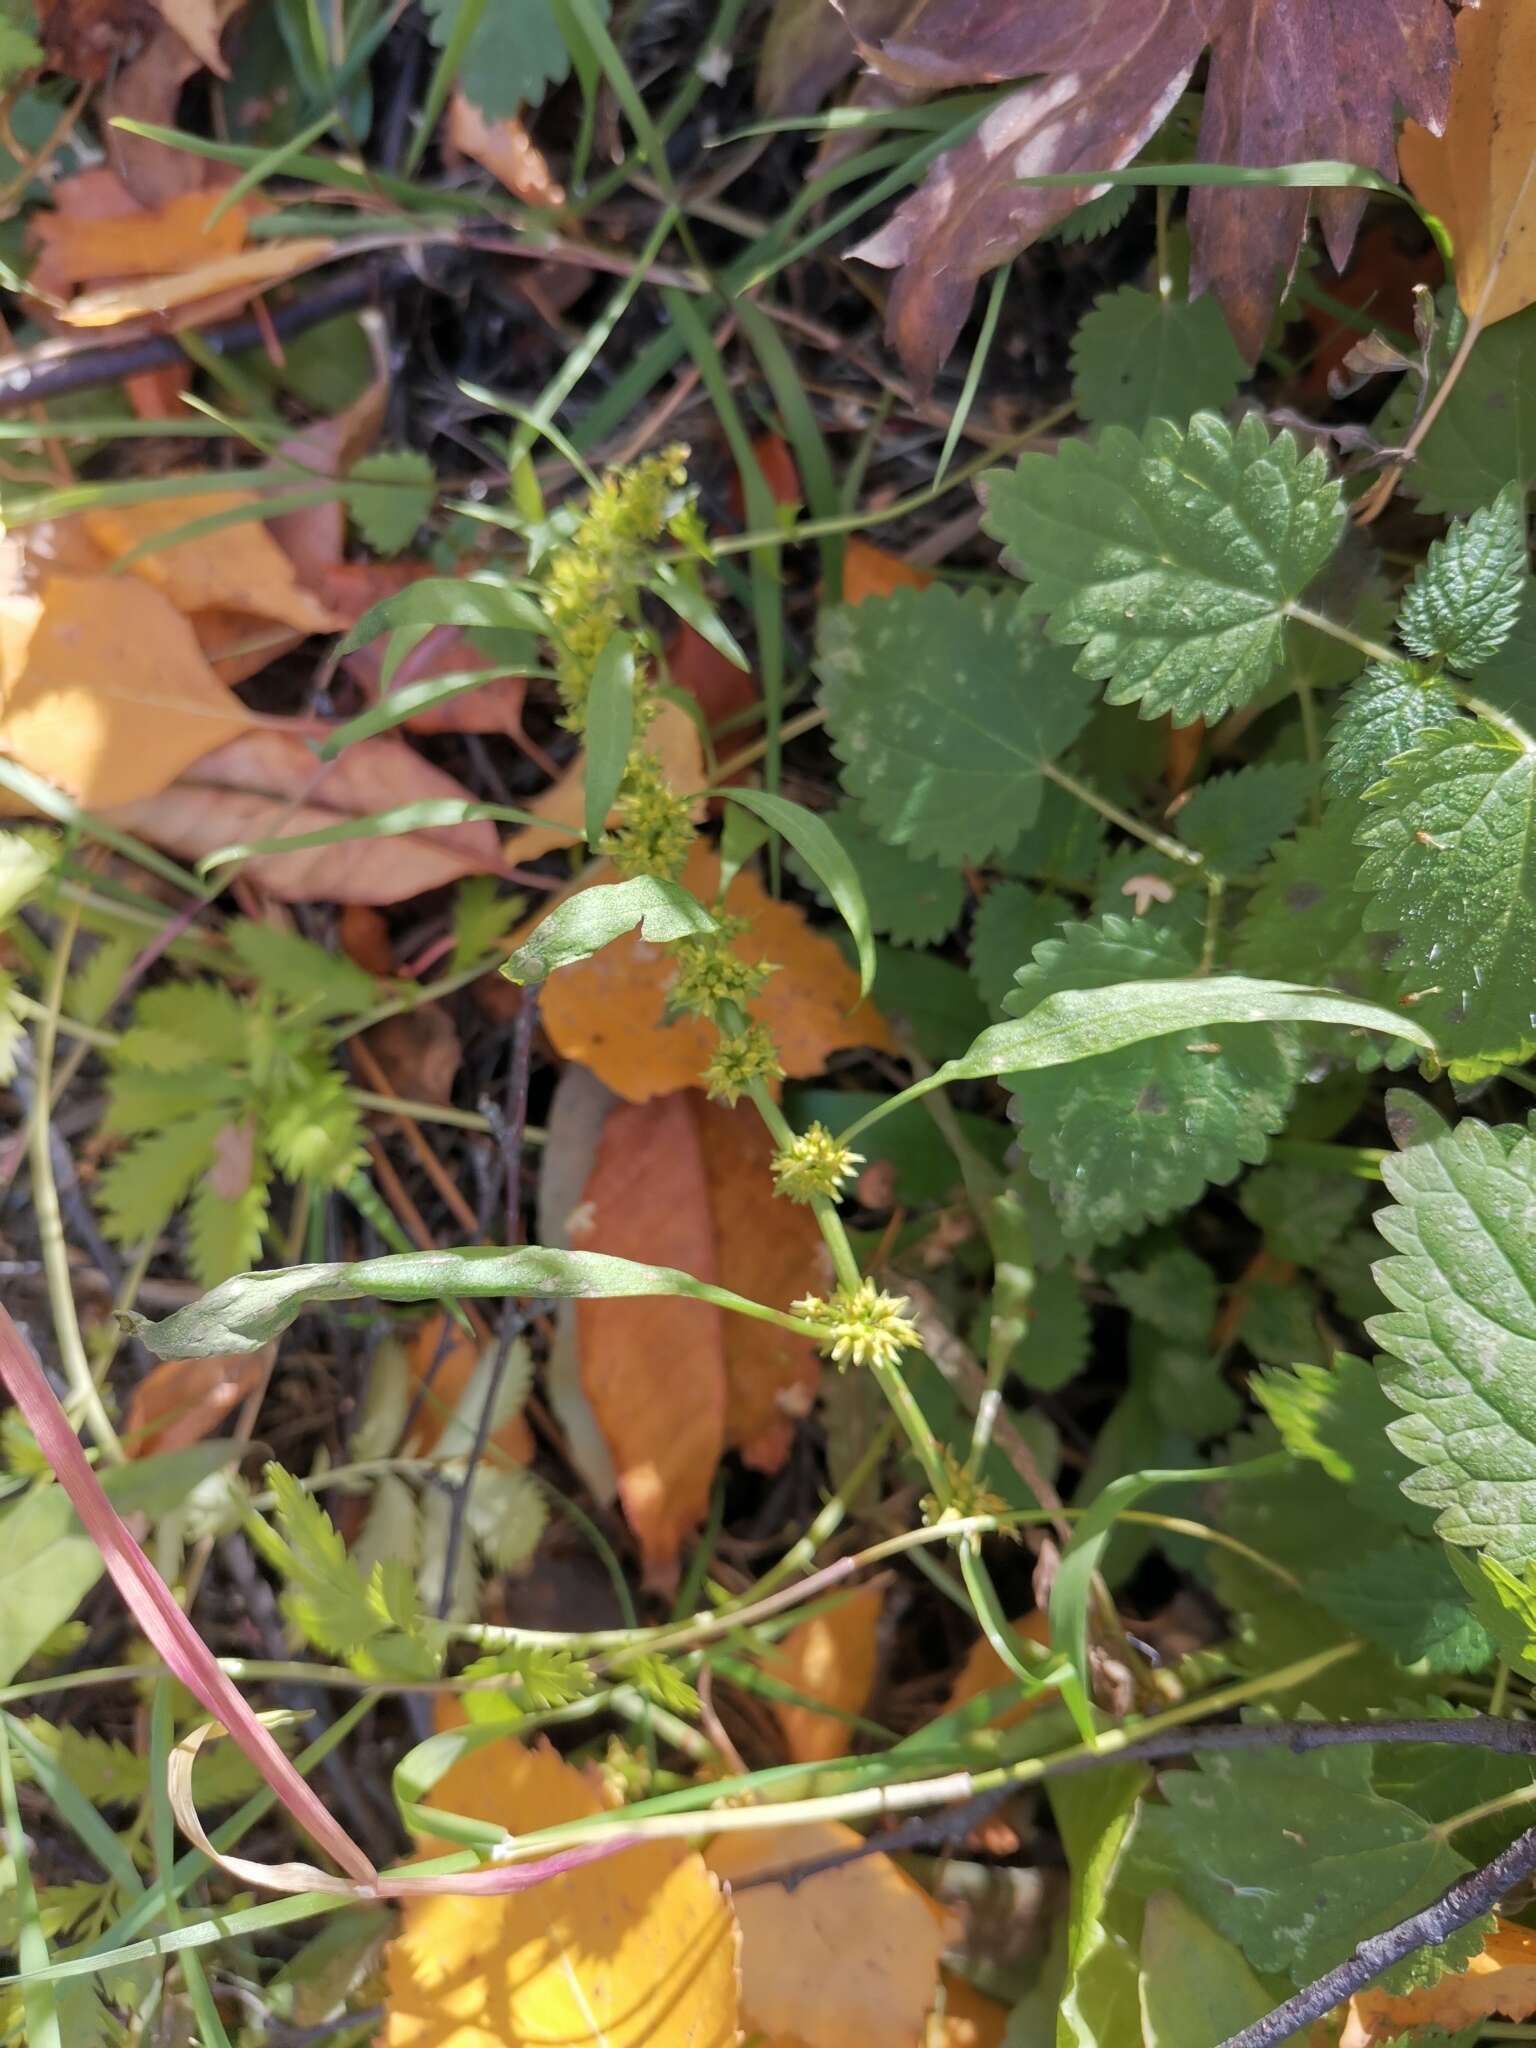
605, 751, 696, 881
770, 1122, 863, 1203
703, 1021, 783, 1105
792, 1278, 921, 1372
669, 919, 773, 1017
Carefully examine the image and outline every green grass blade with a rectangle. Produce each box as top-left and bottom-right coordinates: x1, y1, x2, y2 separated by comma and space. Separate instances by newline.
1, 1722, 61, 2048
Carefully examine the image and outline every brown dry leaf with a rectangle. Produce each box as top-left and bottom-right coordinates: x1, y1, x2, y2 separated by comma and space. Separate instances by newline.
83, 494, 343, 635
0, 574, 256, 807
1400, 0, 1536, 326
29, 175, 249, 296
666, 621, 759, 739
501, 698, 706, 865
57, 236, 335, 328
404, 1313, 533, 1465
569, 1092, 726, 1588
1343, 1917, 1536, 2046
383, 1733, 739, 2048
151, 0, 228, 73
37, 0, 157, 82
538, 841, 896, 1103
366, 1006, 463, 1109
448, 92, 566, 205
707, 1819, 955, 2048
762, 1582, 885, 1764
926, 1972, 1009, 2048
122, 1351, 265, 1457
941, 1611, 1052, 1731
842, 538, 934, 606
103, 728, 504, 904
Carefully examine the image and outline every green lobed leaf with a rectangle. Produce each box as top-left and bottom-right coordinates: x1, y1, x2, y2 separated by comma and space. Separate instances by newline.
816, 586, 1097, 864
1070, 284, 1246, 432
1358, 723, 1536, 1064
1124, 1730, 1472, 1985
1311, 1539, 1493, 1674
967, 881, 1070, 1016
1396, 484, 1529, 674
790, 802, 965, 951
97, 1111, 227, 1245
1174, 761, 1313, 874
421, 0, 598, 120
981, 411, 1346, 725
1010, 1264, 1089, 1394
1238, 1164, 1366, 1268
500, 876, 715, 984
344, 449, 436, 555
1251, 1355, 1423, 1531
1370, 1097, 1536, 1564
1108, 1248, 1216, 1348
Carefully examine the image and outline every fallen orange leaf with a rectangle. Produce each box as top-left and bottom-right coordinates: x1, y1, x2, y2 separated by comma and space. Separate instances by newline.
842, 538, 934, 606
122, 1351, 265, 1458
83, 494, 343, 636
383, 1734, 739, 2048
537, 841, 896, 1103
404, 1312, 533, 1467
927, 1971, 1009, 2048
448, 92, 566, 206
103, 728, 504, 904
501, 698, 706, 866
707, 1818, 955, 2048
569, 1092, 727, 1588
152, 0, 230, 75
0, 574, 256, 807
29, 178, 249, 293
1401, 0, 1536, 327
57, 237, 335, 328
762, 1581, 885, 1764
942, 1610, 1053, 1731
666, 621, 759, 740
1344, 1917, 1536, 2046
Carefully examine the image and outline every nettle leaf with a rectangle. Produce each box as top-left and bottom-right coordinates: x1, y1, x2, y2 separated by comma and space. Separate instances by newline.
1070, 283, 1247, 431
1108, 1248, 1217, 1348
967, 881, 1070, 1016
1312, 1541, 1493, 1674
1472, 576, 1536, 729
1239, 1165, 1366, 1268
1374, 1702, 1536, 1871
1174, 761, 1313, 874
1371, 1098, 1536, 1565
1397, 484, 1529, 674
1324, 663, 1463, 802
1252, 1355, 1426, 1531
345, 450, 436, 556
789, 804, 965, 948
422, 0, 600, 118
817, 586, 1096, 863
1004, 918, 1304, 1245
1126, 1733, 1473, 1985
981, 411, 1345, 725
1358, 723, 1536, 1064
1391, 301, 1536, 516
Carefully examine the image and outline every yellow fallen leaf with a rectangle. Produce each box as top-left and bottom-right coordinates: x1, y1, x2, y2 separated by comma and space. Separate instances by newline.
502, 698, 705, 865
0, 574, 255, 807
84, 494, 342, 635
57, 236, 335, 327
763, 1582, 885, 1764
1400, 0, 1536, 325
1344, 1916, 1536, 2045
382, 1734, 739, 2048
707, 1819, 955, 2048
941, 1611, 1052, 1731
927, 1972, 1009, 2048
537, 840, 897, 1103
449, 92, 566, 206
153, 0, 230, 74
30, 180, 249, 290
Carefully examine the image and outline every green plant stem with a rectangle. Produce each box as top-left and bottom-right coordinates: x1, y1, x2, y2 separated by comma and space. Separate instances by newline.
1040, 759, 1203, 868
1431, 1775, 1536, 1846
28, 905, 122, 1461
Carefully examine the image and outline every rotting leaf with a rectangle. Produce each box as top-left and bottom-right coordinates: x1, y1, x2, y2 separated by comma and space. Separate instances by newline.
1344, 1916, 1536, 2045
122, 1352, 265, 1458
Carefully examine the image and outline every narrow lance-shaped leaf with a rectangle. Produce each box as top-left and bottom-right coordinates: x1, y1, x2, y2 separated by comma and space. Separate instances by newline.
583, 634, 637, 848
501, 876, 716, 985
716, 786, 876, 997
128, 1243, 817, 1360
333, 575, 545, 661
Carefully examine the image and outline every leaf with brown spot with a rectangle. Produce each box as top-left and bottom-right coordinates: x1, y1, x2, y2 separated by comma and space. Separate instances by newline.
762, 1581, 885, 1764
1343, 1917, 1536, 2046
0, 573, 256, 807
103, 728, 504, 904
383, 1733, 739, 2048
707, 1818, 955, 2048
122, 1351, 265, 1458
537, 842, 896, 1103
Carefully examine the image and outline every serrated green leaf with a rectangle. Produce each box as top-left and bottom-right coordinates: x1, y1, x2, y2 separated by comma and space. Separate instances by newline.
1374, 1700, 1536, 1871
792, 803, 965, 950
1312, 1539, 1492, 1673
1236, 1277, 1327, 1369
64, 934, 134, 1028
1070, 284, 1246, 432
1175, 762, 1313, 874
1005, 919, 1305, 1245
120, 979, 251, 1064
1125, 1730, 1471, 1985
1397, 484, 1528, 674
345, 449, 435, 555
187, 1168, 271, 1287
7, 1722, 146, 1807
367, 1557, 423, 1636
1470, 575, 1536, 728
1011, 1262, 1089, 1394
968, 881, 1070, 1016
1232, 806, 1404, 1022
1358, 723, 1536, 1064
459, 1644, 596, 1724
1108, 1248, 1216, 1347
97, 1112, 226, 1244
265, 1067, 365, 1187
101, 1064, 239, 1136
422, 0, 598, 117
227, 921, 378, 1019
450, 876, 526, 973
0, 828, 54, 920
1000, 773, 1105, 885
616, 1651, 700, 1718
466, 1463, 547, 1572
1371, 1101, 1536, 1564
1238, 1163, 1365, 1267
817, 586, 1097, 863
982, 411, 1345, 724
1391, 302, 1536, 515
1251, 1354, 1425, 1530
1324, 663, 1463, 801
501, 875, 715, 984
259, 1465, 382, 1658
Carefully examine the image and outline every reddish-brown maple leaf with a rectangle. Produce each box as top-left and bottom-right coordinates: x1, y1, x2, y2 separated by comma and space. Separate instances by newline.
848, 0, 1457, 381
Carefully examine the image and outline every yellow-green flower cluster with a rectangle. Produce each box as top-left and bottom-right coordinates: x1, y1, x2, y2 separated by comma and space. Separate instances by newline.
703, 1021, 783, 1105
791, 1278, 920, 1372
668, 916, 774, 1017
540, 445, 688, 731
770, 1122, 862, 1203
604, 751, 697, 881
